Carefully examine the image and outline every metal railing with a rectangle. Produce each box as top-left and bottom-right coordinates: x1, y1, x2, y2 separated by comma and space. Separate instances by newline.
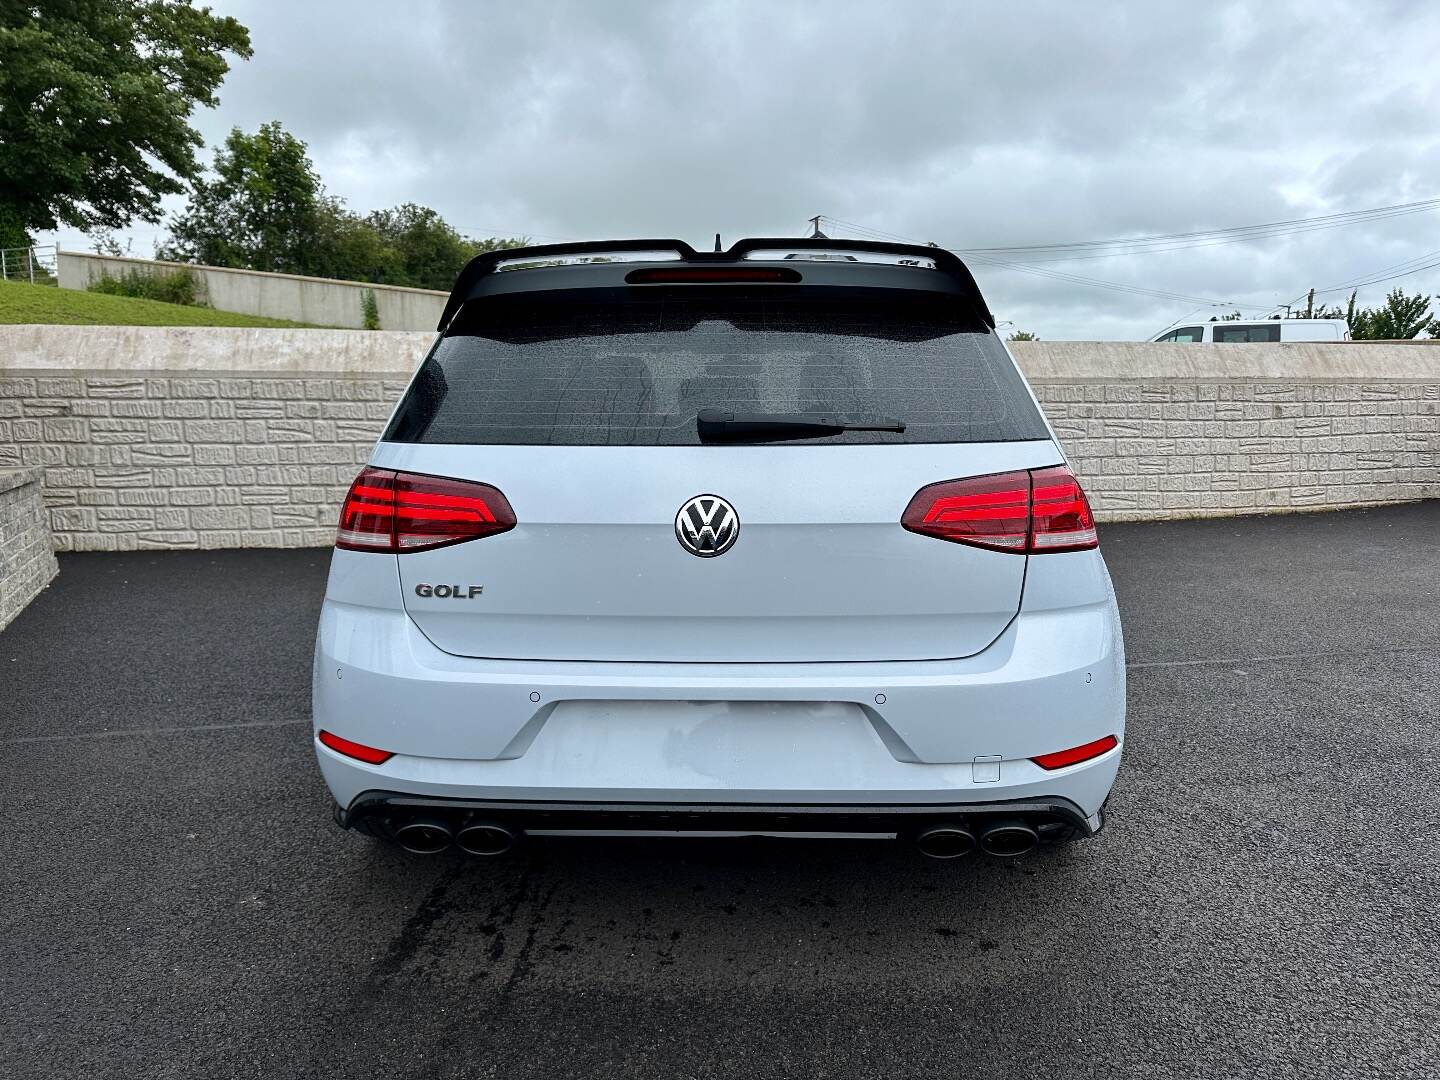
0, 244, 59, 284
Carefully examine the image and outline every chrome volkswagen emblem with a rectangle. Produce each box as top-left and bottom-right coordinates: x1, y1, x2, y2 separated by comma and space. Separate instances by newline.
675, 494, 739, 558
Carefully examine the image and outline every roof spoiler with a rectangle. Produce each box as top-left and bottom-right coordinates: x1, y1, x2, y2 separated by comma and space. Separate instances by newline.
437, 236, 996, 331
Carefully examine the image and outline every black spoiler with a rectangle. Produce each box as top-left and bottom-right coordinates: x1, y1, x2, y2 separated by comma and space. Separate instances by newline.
436, 236, 995, 331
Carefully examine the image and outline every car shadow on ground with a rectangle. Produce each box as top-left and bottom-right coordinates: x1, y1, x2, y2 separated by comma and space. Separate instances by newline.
329, 830, 1098, 983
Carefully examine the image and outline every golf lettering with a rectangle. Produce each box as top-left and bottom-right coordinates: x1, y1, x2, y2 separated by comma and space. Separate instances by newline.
415, 583, 484, 599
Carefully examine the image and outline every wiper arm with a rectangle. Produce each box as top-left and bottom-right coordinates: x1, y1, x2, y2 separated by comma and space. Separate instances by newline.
696, 409, 906, 443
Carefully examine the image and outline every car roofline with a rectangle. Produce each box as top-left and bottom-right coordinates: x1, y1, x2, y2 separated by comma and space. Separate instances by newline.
437, 236, 996, 332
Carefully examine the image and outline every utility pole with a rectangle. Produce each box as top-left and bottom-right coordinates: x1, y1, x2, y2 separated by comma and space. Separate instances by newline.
807, 215, 828, 239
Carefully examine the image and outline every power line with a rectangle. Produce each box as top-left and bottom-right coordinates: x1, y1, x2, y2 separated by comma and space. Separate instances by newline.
949, 198, 1439, 255
1310, 248, 1440, 295
820, 215, 1273, 310
818, 209, 1440, 314
825, 198, 1440, 263
968, 253, 1264, 309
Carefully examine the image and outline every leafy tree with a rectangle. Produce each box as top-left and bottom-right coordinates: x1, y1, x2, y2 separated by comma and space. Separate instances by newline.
163, 123, 526, 288
364, 204, 476, 291
1006, 330, 1039, 341
1288, 286, 1434, 339
1349, 288, 1432, 340
0, 1, 251, 251
160, 122, 329, 274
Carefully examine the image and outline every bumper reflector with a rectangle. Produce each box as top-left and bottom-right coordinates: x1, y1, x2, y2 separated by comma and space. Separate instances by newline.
1030, 734, 1119, 771
318, 730, 394, 765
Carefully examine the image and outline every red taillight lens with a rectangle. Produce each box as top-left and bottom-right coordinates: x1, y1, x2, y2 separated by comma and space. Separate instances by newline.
1028, 466, 1098, 553
318, 729, 394, 765
901, 470, 1031, 551
335, 468, 516, 553
901, 465, 1098, 554
393, 472, 516, 551
1030, 734, 1119, 770
336, 467, 398, 552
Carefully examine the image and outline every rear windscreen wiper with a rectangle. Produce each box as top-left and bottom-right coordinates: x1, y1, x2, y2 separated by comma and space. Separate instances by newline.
696, 409, 906, 443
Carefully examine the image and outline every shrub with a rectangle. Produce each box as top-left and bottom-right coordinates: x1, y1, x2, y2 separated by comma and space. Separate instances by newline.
361, 288, 381, 330
88, 267, 203, 307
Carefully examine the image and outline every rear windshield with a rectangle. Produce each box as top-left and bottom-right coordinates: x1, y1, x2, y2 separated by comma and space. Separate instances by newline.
385, 289, 1049, 446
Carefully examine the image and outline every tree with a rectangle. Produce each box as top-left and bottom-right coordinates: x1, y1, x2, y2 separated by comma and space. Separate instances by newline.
163, 123, 525, 288
0, 1, 251, 250
1006, 330, 1039, 341
1349, 288, 1433, 340
365, 204, 480, 291
1288, 286, 1434, 339
160, 122, 329, 274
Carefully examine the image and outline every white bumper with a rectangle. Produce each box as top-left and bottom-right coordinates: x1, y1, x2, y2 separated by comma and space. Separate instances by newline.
312, 574, 1125, 818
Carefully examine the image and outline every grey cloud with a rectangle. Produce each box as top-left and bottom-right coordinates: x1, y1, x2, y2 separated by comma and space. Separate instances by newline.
46, 0, 1440, 338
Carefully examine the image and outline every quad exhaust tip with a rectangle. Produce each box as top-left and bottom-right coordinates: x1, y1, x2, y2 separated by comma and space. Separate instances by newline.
389, 816, 519, 856
977, 818, 1039, 858
455, 821, 518, 857
916, 819, 1042, 859
914, 824, 977, 859
392, 816, 454, 855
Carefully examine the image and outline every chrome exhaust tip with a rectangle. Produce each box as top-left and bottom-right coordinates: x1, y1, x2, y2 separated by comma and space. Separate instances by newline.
978, 818, 1039, 858
454, 820, 518, 857
393, 816, 454, 855
915, 824, 978, 860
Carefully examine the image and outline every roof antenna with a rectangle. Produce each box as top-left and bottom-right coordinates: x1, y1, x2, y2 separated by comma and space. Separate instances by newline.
714, 233, 722, 252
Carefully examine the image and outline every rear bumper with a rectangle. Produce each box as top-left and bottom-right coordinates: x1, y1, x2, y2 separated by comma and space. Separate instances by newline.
312, 568, 1126, 817
339, 792, 1104, 838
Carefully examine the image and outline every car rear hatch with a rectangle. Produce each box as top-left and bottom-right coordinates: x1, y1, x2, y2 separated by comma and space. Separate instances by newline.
373, 255, 1060, 664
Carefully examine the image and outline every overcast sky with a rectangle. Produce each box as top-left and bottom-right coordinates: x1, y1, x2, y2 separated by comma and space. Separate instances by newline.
42, 0, 1440, 339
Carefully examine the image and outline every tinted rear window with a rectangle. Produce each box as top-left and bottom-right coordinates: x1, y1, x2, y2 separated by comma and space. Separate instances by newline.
385, 289, 1049, 446
1212, 323, 1282, 343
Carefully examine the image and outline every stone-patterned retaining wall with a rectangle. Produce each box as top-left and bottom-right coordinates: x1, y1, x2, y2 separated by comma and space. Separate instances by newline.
1025, 370, 1440, 519
0, 467, 59, 628
1, 326, 1436, 550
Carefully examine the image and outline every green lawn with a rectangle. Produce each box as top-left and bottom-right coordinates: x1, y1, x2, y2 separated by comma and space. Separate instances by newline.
0, 279, 322, 328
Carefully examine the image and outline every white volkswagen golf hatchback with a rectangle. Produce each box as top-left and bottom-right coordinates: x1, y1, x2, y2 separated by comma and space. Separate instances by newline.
312, 238, 1125, 860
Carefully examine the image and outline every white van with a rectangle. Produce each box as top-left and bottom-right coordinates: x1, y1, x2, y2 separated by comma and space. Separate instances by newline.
1151, 318, 1350, 343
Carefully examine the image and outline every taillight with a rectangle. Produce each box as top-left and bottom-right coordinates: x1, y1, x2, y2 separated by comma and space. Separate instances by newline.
1030, 734, 1119, 770
1028, 466, 1099, 552
901, 465, 1097, 554
336, 467, 397, 552
900, 471, 1030, 551
336, 468, 516, 553
317, 729, 394, 765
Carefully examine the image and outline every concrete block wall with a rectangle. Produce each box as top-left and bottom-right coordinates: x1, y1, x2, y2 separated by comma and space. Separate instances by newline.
1014, 341, 1440, 518
0, 326, 1436, 551
0, 326, 425, 550
57, 251, 447, 331
0, 467, 59, 629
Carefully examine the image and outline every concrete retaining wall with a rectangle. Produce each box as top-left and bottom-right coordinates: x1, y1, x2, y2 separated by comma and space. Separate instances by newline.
0, 467, 59, 629
1016, 340, 1439, 519
57, 251, 447, 331
1, 326, 1436, 551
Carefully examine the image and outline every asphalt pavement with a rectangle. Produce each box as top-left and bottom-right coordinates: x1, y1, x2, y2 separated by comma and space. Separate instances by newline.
3, 502, 1439, 1079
